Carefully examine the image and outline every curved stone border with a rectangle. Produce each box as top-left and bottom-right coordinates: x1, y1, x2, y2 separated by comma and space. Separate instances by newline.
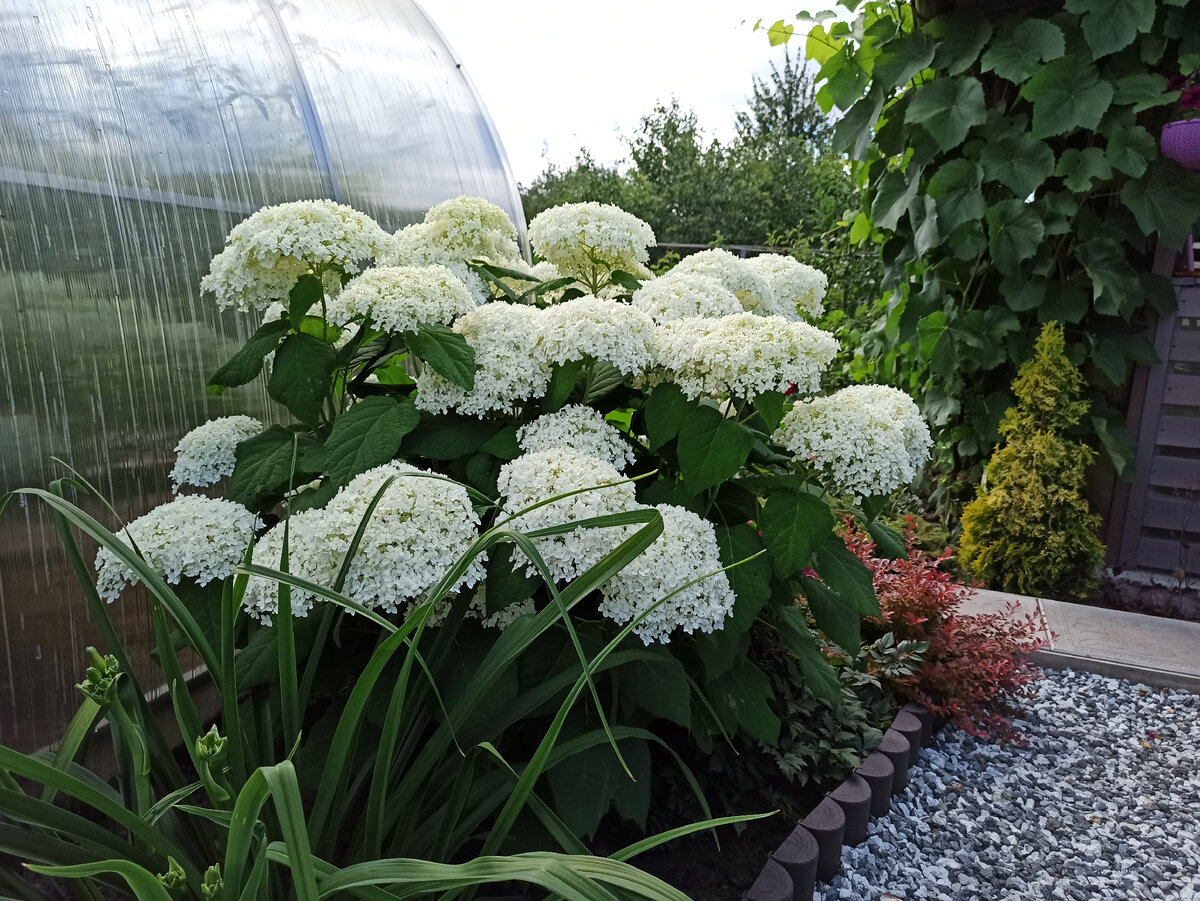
742, 701, 940, 901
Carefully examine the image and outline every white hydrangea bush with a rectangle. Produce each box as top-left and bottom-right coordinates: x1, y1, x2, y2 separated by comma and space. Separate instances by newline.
328, 264, 476, 334
773, 385, 933, 499
669, 248, 776, 316
201, 199, 394, 311
516, 405, 635, 471
95, 496, 257, 602
170, 415, 263, 491
743, 254, 828, 320
539, 296, 655, 376
630, 272, 743, 322
528, 202, 655, 291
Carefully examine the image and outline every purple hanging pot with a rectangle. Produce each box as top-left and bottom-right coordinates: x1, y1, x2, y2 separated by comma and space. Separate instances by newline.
1161, 119, 1200, 171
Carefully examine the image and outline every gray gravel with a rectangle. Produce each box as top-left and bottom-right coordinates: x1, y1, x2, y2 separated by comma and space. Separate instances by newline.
817, 669, 1200, 900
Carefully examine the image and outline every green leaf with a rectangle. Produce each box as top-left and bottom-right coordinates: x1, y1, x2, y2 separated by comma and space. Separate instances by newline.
767, 19, 793, 46
676, 407, 754, 494
287, 274, 323, 326
758, 491, 835, 579
917, 311, 946, 361
483, 544, 540, 617
872, 30, 935, 90
608, 270, 643, 292
799, 575, 861, 652
643, 382, 693, 451
806, 23, 844, 66
927, 15, 992, 75
751, 391, 787, 434
812, 539, 879, 617
1076, 237, 1140, 316
268, 333, 335, 425
1120, 159, 1200, 246
1019, 57, 1114, 139
1055, 147, 1113, 193
909, 195, 941, 258
545, 360, 584, 412
1000, 277, 1046, 312
1107, 126, 1157, 177
1091, 337, 1127, 384
400, 414, 503, 459
871, 169, 920, 231
927, 159, 986, 232
1065, 0, 1155, 58
715, 524, 772, 625
1112, 73, 1173, 112
980, 19, 1065, 83
404, 325, 476, 391
832, 89, 884, 160
986, 199, 1046, 274
235, 625, 278, 690
867, 521, 907, 560
581, 360, 625, 404
610, 738, 652, 831
980, 132, 1056, 198
775, 607, 841, 704
480, 425, 522, 460
905, 77, 986, 151
623, 651, 691, 728
849, 211, 871, 244
26, 861, 173, 901
209, 320, 289, 389
324, 396, 419, 486
709, 657, 779, 744
230, 426, 298, 508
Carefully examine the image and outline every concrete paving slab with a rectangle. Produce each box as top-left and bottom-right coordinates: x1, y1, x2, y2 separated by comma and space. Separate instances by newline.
957, 587, 1200, 693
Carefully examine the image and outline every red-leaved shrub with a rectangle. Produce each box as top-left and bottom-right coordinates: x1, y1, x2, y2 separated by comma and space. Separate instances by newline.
844, 517, 1050, 741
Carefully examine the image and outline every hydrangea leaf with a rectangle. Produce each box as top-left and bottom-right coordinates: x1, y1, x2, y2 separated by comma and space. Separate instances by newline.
693, 626, 750, 685
1106, 126, 1157, 177
1054, 147, 1113, 193
400, 414, 504, 459
812, 538, 880, 617
546, 739, 623, 840
643, 384, 692, 451
1120, 159, 1200, 246
926, 159, 986, 233
268, 333, 335, 425
208, 319, 289, 389
986, 199, 1045, 274
758, 491, 834, 579
230, 426, 300, 508
543, 360, 584, 413
483, 545, 540, 617
979, 133, 1056, 198
1064, 0, 1155, 58
709, 657, 780, 745
715, 524, 772, 627
404, 325, 475, 391
324, 396, 419, 487
623, 650, 691, 728
799, 574, 861, 652
775, 607, 841, 704
677, 407, 754, 494
867, 520, 908, 560
905, 77, 986, 151
611, 737, 652, 830
1019, 57, 1113, 139
751, 390, 788, 434
581, 360, 625, 404
287, 274, 323, 326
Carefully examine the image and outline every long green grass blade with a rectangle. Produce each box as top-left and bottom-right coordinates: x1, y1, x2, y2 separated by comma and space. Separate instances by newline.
142, 781, 203, 826
25, 860, 174, 901
0, 788, 156, 870
277, 506, 301, 753
260, 762, 319, 901
0, 823, 94, 867
41, 699, 100, 805
223, 768, 269, 894
221, 562, 250, 785
610, 812, 776, 862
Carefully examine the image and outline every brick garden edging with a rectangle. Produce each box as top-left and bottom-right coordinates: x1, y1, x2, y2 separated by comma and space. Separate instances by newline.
741, 702, 942, 901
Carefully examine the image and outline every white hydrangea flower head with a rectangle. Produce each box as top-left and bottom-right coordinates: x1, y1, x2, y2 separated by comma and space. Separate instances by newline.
773, 384, 933, 499
241, 462, 486, 622
528, 202, 655, 288
630, 272, 744, 323
261, 302, 287, 324
669, 249, 776, 316
241, 507, 343, 621
744, 254, 828, 320
414, 302, 553, 416
384, 222, 491, 305
170, 415, 263, 492
423, 195, 522, 264
649, 312, 838, 400
498, 449, 640, 582
539, 295, 654, 376
598, 504, 735, 644
327, 264, 476, 334
95, 496, 256, 602
201, 200, 394, 311
517, 405, 635, 471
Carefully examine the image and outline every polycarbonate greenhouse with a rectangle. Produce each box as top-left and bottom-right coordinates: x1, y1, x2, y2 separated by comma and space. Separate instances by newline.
0, 0, 524, 750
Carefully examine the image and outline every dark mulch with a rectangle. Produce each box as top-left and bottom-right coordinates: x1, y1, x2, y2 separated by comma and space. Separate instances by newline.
1085, 573, 1200, 622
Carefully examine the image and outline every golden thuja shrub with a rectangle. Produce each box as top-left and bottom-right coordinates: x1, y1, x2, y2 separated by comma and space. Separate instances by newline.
959, 322, 1104, 599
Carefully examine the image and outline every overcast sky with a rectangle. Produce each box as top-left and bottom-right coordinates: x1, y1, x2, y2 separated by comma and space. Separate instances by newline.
423, 2, 834, 188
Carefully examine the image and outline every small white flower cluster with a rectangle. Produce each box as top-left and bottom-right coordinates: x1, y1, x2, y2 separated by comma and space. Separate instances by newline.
670, 249, 775, 315
497, 449, 735, 643
744, 254, 828, 319
630, 272, 743, 322
517, 405, 635, 471
598, 504, 735, 644
201, 200, 394, 311
170, 416, 263, 492
384, 196, 524, 305
773, 385, 933, 499
94, 496, 256, 602
498, 449, 639, 583
242, 462, 485, 621
328, 264, 476, 334
650, 312, 838, 400
414, 302, 553, 416
528, 202, 655, 286
540, 296, 655, 376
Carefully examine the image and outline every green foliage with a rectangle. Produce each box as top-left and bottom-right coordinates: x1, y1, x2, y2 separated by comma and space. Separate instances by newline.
787, 0, 1200, 514
959, 324, 1105, 599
